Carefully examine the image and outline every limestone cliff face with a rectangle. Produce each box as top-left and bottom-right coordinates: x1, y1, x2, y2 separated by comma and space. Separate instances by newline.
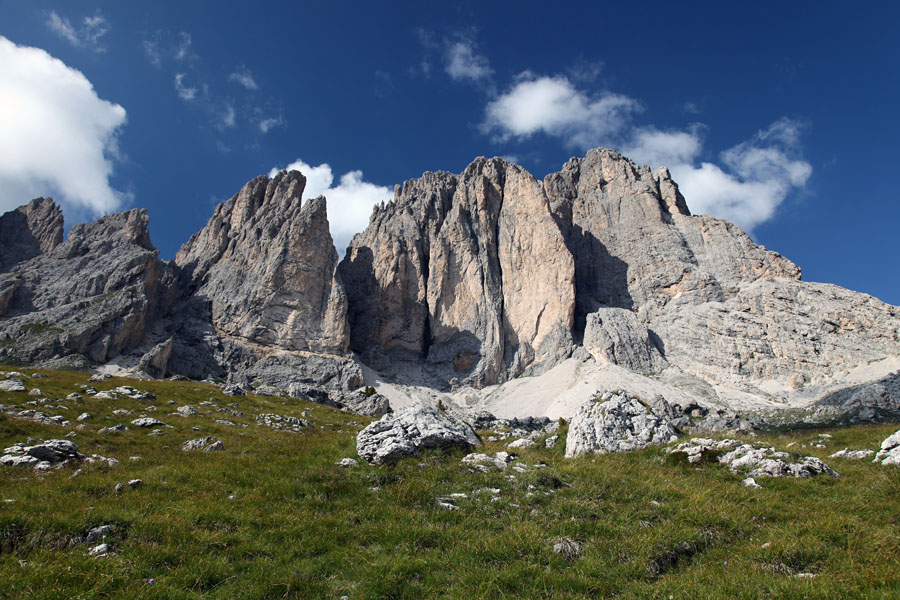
0, 197, 64, 272
339, 158, 575, 387
0, 206, 177, 364
175, 170, 350, 355
544, 148, 800, 326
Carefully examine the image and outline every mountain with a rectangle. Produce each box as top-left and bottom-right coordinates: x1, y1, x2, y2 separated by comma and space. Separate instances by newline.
1, 148, 897, 424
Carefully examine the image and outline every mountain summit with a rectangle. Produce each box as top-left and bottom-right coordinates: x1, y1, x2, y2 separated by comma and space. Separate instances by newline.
1, 148, 897, 422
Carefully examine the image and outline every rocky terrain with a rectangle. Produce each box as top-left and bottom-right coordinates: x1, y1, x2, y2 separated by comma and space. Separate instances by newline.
1, 147, 898, 428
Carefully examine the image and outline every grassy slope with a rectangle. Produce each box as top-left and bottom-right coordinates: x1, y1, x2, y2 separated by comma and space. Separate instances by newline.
1, 367, 899, 599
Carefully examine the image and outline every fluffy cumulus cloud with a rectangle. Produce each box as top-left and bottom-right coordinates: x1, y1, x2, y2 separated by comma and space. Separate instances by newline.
0, 37, 127, 216
483, 74, 641, 148
46, 10, 109, 52
626, 119, 812, 232
268, 159, 391, 254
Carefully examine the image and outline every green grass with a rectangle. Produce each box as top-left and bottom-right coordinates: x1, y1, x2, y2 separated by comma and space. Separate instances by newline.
1, 366, 899, 598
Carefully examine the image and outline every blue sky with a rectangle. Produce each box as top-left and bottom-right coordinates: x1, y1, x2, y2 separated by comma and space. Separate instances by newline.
1, 1, 898, 305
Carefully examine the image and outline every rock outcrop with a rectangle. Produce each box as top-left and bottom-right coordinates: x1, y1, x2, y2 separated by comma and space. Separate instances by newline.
0, 206, 178, 365
564, 390, 680, 457
0, 197, 63, 272
356, 404, 480, 464
176, 170, 349, 355
340, 158, 575, 387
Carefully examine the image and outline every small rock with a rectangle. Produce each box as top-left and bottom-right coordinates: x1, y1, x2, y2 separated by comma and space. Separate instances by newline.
742, 477, 762, 489
86, 524, 115, 543
66, 393, 83, 401
830, 448, 874, 460
128, 479, 143, 489
76, 412, 92, 422
131, 417, 167, 428
204, 441, 225, 452
182, 437, 221, 452
176, 405, 198, 416
113, 483, 125, 494
0, 379, 26, 392
88, 543, 110, 557
336, 458, 358, 467
27, 388, 42, 396
545, 435, 559, 449
507, 438, 536, 450
552, 538, 583, 560
88, 373, 111, 382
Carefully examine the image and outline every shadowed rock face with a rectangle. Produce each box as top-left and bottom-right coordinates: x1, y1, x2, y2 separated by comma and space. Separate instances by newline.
340, 157, 575, 387
0, 197, 64, 272
176, 170, 350, 355
0, 207, 178, 364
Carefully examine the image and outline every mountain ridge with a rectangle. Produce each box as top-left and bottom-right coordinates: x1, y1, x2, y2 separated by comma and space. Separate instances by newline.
1, 147, 898, 425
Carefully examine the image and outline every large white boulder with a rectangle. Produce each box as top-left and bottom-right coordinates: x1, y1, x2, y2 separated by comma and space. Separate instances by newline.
356, 404, 480, 465
565, 390, 680, 457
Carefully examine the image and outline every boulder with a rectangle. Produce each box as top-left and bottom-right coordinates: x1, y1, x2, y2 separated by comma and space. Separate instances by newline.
356, 404, 480, 464
873, 429, 900, 466
565, 390, 680, 457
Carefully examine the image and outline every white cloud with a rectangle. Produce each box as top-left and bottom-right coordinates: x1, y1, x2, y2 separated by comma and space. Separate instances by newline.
174, 73, 197, 100
228, 65, 258, 90
269, 159, 392, 254
258, 116, 284, 133
626, 119, 812, 233
445, 39, 493, 83
144, 30, 195, 67
0, 37, 127, 216
483, 74, 641, 148
219, 103, 236, 129
46, 10, 109, 52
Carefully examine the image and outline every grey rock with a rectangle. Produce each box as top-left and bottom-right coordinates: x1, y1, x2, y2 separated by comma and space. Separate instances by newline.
545, 435, 559, 449
88, 543, 110, 557
113, 483, 125, 494
138, 336, 175, 378
176, 405, 198, 416
507, 438, 535, 450
85, 524, 114, 543
333, 388, 392, 417
128, 479, 143, 489
582, 307, 665, 374
357, 404, 481, 465
340, 157, 575, 388
0, 378, 26, 392
176, 171, 350, 355
552, 538, 583, 560
130, 417, 167, 428
829, 448, 874, 460
221, 383, 246, 397
0, 207, 178, 366
461, 451, 515, 470
565, 390, 680, 457
336, 457, 358, 467
76, 412, 92, 422
99, 424, 127, 434
0, 197, 63, 273
204, 440, 225, 451
182, 437, 221, 451
256, 413, 310, 432
873, 429, 900, 466
669, 438, 838, 478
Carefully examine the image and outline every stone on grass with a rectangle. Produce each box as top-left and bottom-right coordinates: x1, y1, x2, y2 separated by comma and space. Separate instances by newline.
565, 390, 680, 458
27, 388, 42, 396
182, 437, 223, 452
86, 524, 115, 543
0, 379, 26, 392
873, 429, 900, 466
507, 438, 536, 450
829, 448, 874, 460
88, 543, 110, 557
131, 417, 167, 428
176, 405, 198, 416
336, 458, 358, 467
356, 404, 480, 465
545, 435, 559, 449
77, 412, 92, 422
552, 538, 583, 560
128, 479, 143, 489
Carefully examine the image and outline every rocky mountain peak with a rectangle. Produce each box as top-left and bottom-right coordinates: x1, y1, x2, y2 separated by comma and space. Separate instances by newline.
0, 197, 64, 270
175, 169, 349, 355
